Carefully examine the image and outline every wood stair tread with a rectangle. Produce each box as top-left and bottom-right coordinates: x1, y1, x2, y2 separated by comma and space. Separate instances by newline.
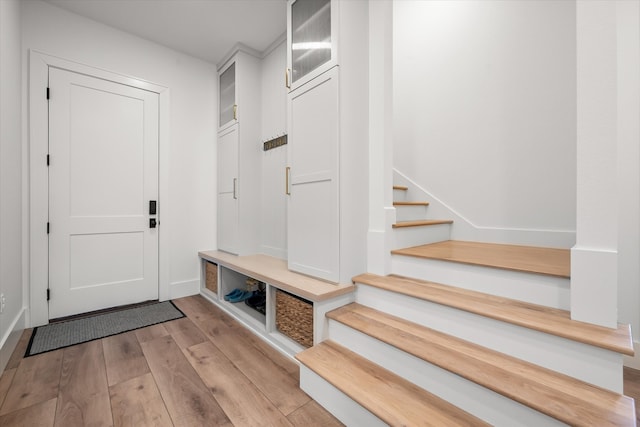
393, 185, 408, 191
295, 340, 490, 427
392, 219, 453, 228
393, 201, 429, 206
327, 303, 637, 427
353, 273, 634, 355
391, 240, 570, 278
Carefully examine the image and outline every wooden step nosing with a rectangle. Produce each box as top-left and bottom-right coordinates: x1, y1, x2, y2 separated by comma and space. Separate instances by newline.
352, 273, 634, 356
327, 304, 636, 427
390, 249, 570, 278
393, 201, 429, 206
296, 341, 490, 426
392, 220, 453, 228
391, 240, 571, 278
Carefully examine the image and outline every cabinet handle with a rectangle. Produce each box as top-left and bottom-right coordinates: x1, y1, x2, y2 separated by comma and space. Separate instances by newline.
233, 178, 237, 199
233, 104, 237, 120
285, 69, 291, 89
285, 167, 291, 195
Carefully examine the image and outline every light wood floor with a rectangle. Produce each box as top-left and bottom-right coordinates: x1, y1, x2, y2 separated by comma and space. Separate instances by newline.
0, 295, 344, 427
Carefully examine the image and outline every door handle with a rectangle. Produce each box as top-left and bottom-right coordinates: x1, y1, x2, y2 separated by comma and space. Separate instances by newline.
285, 69, 291, 89
285, 167, 291, 195
149, 200, 157, 215
150, 218, 157, 228
233, 178, 238, 199
233, 104, 237, 120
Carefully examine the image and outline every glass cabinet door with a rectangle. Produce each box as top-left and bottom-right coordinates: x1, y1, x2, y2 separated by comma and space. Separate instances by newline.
219, 62, 236, 128
290, 0, 332, 85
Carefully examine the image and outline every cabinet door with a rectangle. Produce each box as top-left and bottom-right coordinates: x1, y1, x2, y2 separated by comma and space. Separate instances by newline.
288, 68, 339, 282
287, 0, 338, 92
217, 125, 239, 254
219, 61, 237, 131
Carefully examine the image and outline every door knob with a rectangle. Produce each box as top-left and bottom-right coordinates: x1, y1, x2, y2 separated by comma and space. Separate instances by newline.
150, 218, 157, 228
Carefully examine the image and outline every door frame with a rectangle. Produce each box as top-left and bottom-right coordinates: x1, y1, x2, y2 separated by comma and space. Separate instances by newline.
29, 50, 171, 327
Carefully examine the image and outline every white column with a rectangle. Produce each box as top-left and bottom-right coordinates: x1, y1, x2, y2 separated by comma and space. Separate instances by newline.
571, 0, 619, 328
367, 0, 395, 275
616, 0, 640, 366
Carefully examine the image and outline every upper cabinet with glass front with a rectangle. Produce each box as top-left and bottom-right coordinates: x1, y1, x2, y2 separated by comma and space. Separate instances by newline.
287, 0, 338, 92
219, 60, 236, 131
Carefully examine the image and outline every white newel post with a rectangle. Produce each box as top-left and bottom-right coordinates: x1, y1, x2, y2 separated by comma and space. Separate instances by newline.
367, 0, 395, 275
572, 0, 621, 328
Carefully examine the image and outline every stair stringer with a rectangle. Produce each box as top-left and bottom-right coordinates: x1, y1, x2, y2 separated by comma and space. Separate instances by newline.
355, 284, 623, 392
326, 319, 564, 426
393, 168, 576, 248
391, 254, 570, 309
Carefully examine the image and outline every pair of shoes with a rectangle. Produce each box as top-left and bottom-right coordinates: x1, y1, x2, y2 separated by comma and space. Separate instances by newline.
245, 292, 266, 315
224, 288, 243, 301
227, 290, 253, 303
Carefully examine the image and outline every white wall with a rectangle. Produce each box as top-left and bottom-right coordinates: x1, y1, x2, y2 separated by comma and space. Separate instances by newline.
260, 39, 288, 259
393, 1, 576, 243
21, 0, 217, 316
0, 0, 25, 371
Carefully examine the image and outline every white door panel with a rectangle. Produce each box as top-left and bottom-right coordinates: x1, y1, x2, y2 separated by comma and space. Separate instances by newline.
48, 67, 159, 319
217, 124, 239, 254
288, 68, 339, 282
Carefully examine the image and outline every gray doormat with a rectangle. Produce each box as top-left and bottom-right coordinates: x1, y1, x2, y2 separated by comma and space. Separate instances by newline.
25, 301, 184, 357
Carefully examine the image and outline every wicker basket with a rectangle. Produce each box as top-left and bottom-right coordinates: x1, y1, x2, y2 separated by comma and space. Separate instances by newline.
275, 289, 313, 348
205, 262, 218, 294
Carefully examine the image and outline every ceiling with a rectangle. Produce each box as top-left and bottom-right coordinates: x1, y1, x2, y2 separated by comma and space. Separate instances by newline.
44, 0, 287, 65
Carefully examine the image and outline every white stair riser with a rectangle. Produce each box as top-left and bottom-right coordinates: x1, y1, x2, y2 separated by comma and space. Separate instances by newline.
299, 365, 387, 427
393, 188, 408, 201
392, 223, 451, 249
395, 204, 429, 222
355, 284, 623, 392
328, 320, 565, 427
391, 255, 570, 309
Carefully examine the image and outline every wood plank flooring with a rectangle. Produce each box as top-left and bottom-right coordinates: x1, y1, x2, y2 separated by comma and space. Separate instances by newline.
0, 295, 343, 427
392, 240, 571, 277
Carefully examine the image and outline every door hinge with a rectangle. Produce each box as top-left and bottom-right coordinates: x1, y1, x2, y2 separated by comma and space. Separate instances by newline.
47, 289, 50, 301
46, 154, 50, 166
46, 222, 50, 234
46, 87, 50, 100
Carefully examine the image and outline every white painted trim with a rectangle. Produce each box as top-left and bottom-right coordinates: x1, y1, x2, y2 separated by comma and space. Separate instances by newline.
169, 279, 200, 300
571, 246, 618, 328
261, 32, 287, 59
393, 169, 576, 248
0, 307, 26, 373
28, 50, 170, 327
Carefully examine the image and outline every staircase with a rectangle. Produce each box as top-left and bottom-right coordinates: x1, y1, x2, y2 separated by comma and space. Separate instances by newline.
295, 184, 636, 426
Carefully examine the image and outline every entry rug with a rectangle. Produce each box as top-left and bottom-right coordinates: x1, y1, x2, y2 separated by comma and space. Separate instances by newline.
25, 301, 185, 357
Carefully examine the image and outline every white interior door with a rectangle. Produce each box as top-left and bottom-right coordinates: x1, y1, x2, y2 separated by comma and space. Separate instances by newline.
48, 67, 159, 319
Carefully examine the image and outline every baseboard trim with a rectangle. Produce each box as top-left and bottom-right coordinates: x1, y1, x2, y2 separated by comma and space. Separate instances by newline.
393, 169, 576, 248
0, 307, 27, 372
169, 279, 200, 300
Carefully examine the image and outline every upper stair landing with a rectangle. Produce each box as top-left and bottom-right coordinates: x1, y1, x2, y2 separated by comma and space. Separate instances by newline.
392, 240, 570, 278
